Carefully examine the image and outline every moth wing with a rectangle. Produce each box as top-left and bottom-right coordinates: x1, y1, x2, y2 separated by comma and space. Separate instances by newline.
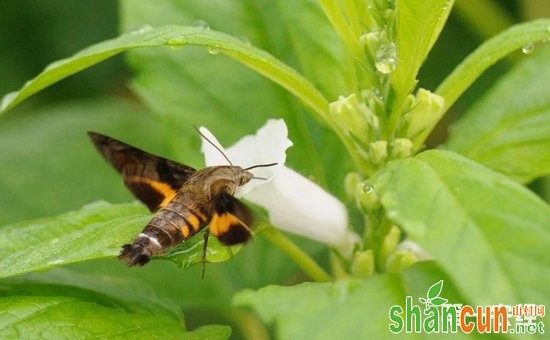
209, 191, 253, 245
88, 131, 196, 211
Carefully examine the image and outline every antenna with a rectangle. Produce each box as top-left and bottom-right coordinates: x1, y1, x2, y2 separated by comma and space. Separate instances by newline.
247, 163, 278, 181
244, 162, 278, 171
193, 125, 233, 166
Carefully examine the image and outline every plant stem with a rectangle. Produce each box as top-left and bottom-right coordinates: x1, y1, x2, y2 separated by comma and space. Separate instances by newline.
227, 308, 270, 340
261, 226, 333, 282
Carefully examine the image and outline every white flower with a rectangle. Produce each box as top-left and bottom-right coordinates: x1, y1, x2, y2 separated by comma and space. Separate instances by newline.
200, 119, 356, 252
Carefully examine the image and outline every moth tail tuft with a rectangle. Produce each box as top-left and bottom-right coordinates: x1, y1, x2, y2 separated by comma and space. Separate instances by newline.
118, 243, 152, 266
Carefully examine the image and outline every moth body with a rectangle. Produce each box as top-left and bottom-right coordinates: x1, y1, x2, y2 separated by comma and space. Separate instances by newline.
88, 132, 256, 267
122, 166, 253, 265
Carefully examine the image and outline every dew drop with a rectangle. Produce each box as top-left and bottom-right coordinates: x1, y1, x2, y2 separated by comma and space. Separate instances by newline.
1, 91, 18, 112
375, 42, 398, 74
167, 36, 188, 50
521, 43, 535, 55
207, 44, 222, 55
127, 24, 153, 35
238, 35, 251, 45
47, 258, 64, 266
194, 20, 210, 30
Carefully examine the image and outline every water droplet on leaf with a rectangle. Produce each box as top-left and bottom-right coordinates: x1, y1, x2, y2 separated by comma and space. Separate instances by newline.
1, 91, 18, 112
356, 183, 381, 212
521, 43, 535, 54
194, 20, 210, 30
375, 42, 398, 74
238, 35, 251, 45
167, 36, 188, 50
47, 258, 64, 266
207, 44, 222, 55
127, 25, 153, 35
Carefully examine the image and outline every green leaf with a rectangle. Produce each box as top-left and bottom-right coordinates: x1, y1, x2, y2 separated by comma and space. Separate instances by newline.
11, 260, 235, 315
235, 263, 476, 339
368, 150, 550, 307
184, 325, 231, 340
15, 239, 310, 312
0, 25, 329, 126
234, 275, 404, 339
427, 280, 443, 300
0, 295, 231, 339
436, 19, 550, 112
391, 0, 453, 113
0, 201, 148, 279
445, 46, 550, 183
0, 279, 182, 321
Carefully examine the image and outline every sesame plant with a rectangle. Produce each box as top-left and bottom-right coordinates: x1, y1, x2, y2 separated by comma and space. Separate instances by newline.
1, 1, 549, 339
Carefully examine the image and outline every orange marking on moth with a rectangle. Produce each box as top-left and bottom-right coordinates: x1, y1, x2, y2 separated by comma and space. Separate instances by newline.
209, 213, 240, 237
128, 176, 176, 208
187, 214, 201, 231
180, 225, 191, 238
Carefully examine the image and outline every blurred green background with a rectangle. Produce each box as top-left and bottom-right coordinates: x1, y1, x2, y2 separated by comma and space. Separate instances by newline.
1, 1, 549, 337
0, 0, 126, 104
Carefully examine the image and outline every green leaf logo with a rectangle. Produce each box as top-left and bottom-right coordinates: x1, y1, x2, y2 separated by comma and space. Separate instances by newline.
428, 280, 444, 299
431, 297, 448, 306
421, 280, 447, 311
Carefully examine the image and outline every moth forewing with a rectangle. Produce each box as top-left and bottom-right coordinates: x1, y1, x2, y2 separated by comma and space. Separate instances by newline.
87, 131, 195, 212
88, 132, 259, 268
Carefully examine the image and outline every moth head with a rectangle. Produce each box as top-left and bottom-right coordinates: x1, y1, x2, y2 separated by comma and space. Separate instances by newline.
231, 164, 279, 187
228, 163, 277, 199
195, 124, 278, 186
233, 166, 254, 186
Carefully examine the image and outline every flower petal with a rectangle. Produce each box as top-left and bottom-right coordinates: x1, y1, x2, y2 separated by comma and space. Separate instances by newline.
244, 166, 349, 245
200, 119, 292, 194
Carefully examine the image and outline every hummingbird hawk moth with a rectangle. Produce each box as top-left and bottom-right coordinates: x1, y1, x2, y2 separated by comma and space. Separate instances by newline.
88, 130, 275, 268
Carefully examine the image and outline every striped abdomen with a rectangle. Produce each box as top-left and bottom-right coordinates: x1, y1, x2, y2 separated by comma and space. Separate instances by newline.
119, 192, 212, 266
